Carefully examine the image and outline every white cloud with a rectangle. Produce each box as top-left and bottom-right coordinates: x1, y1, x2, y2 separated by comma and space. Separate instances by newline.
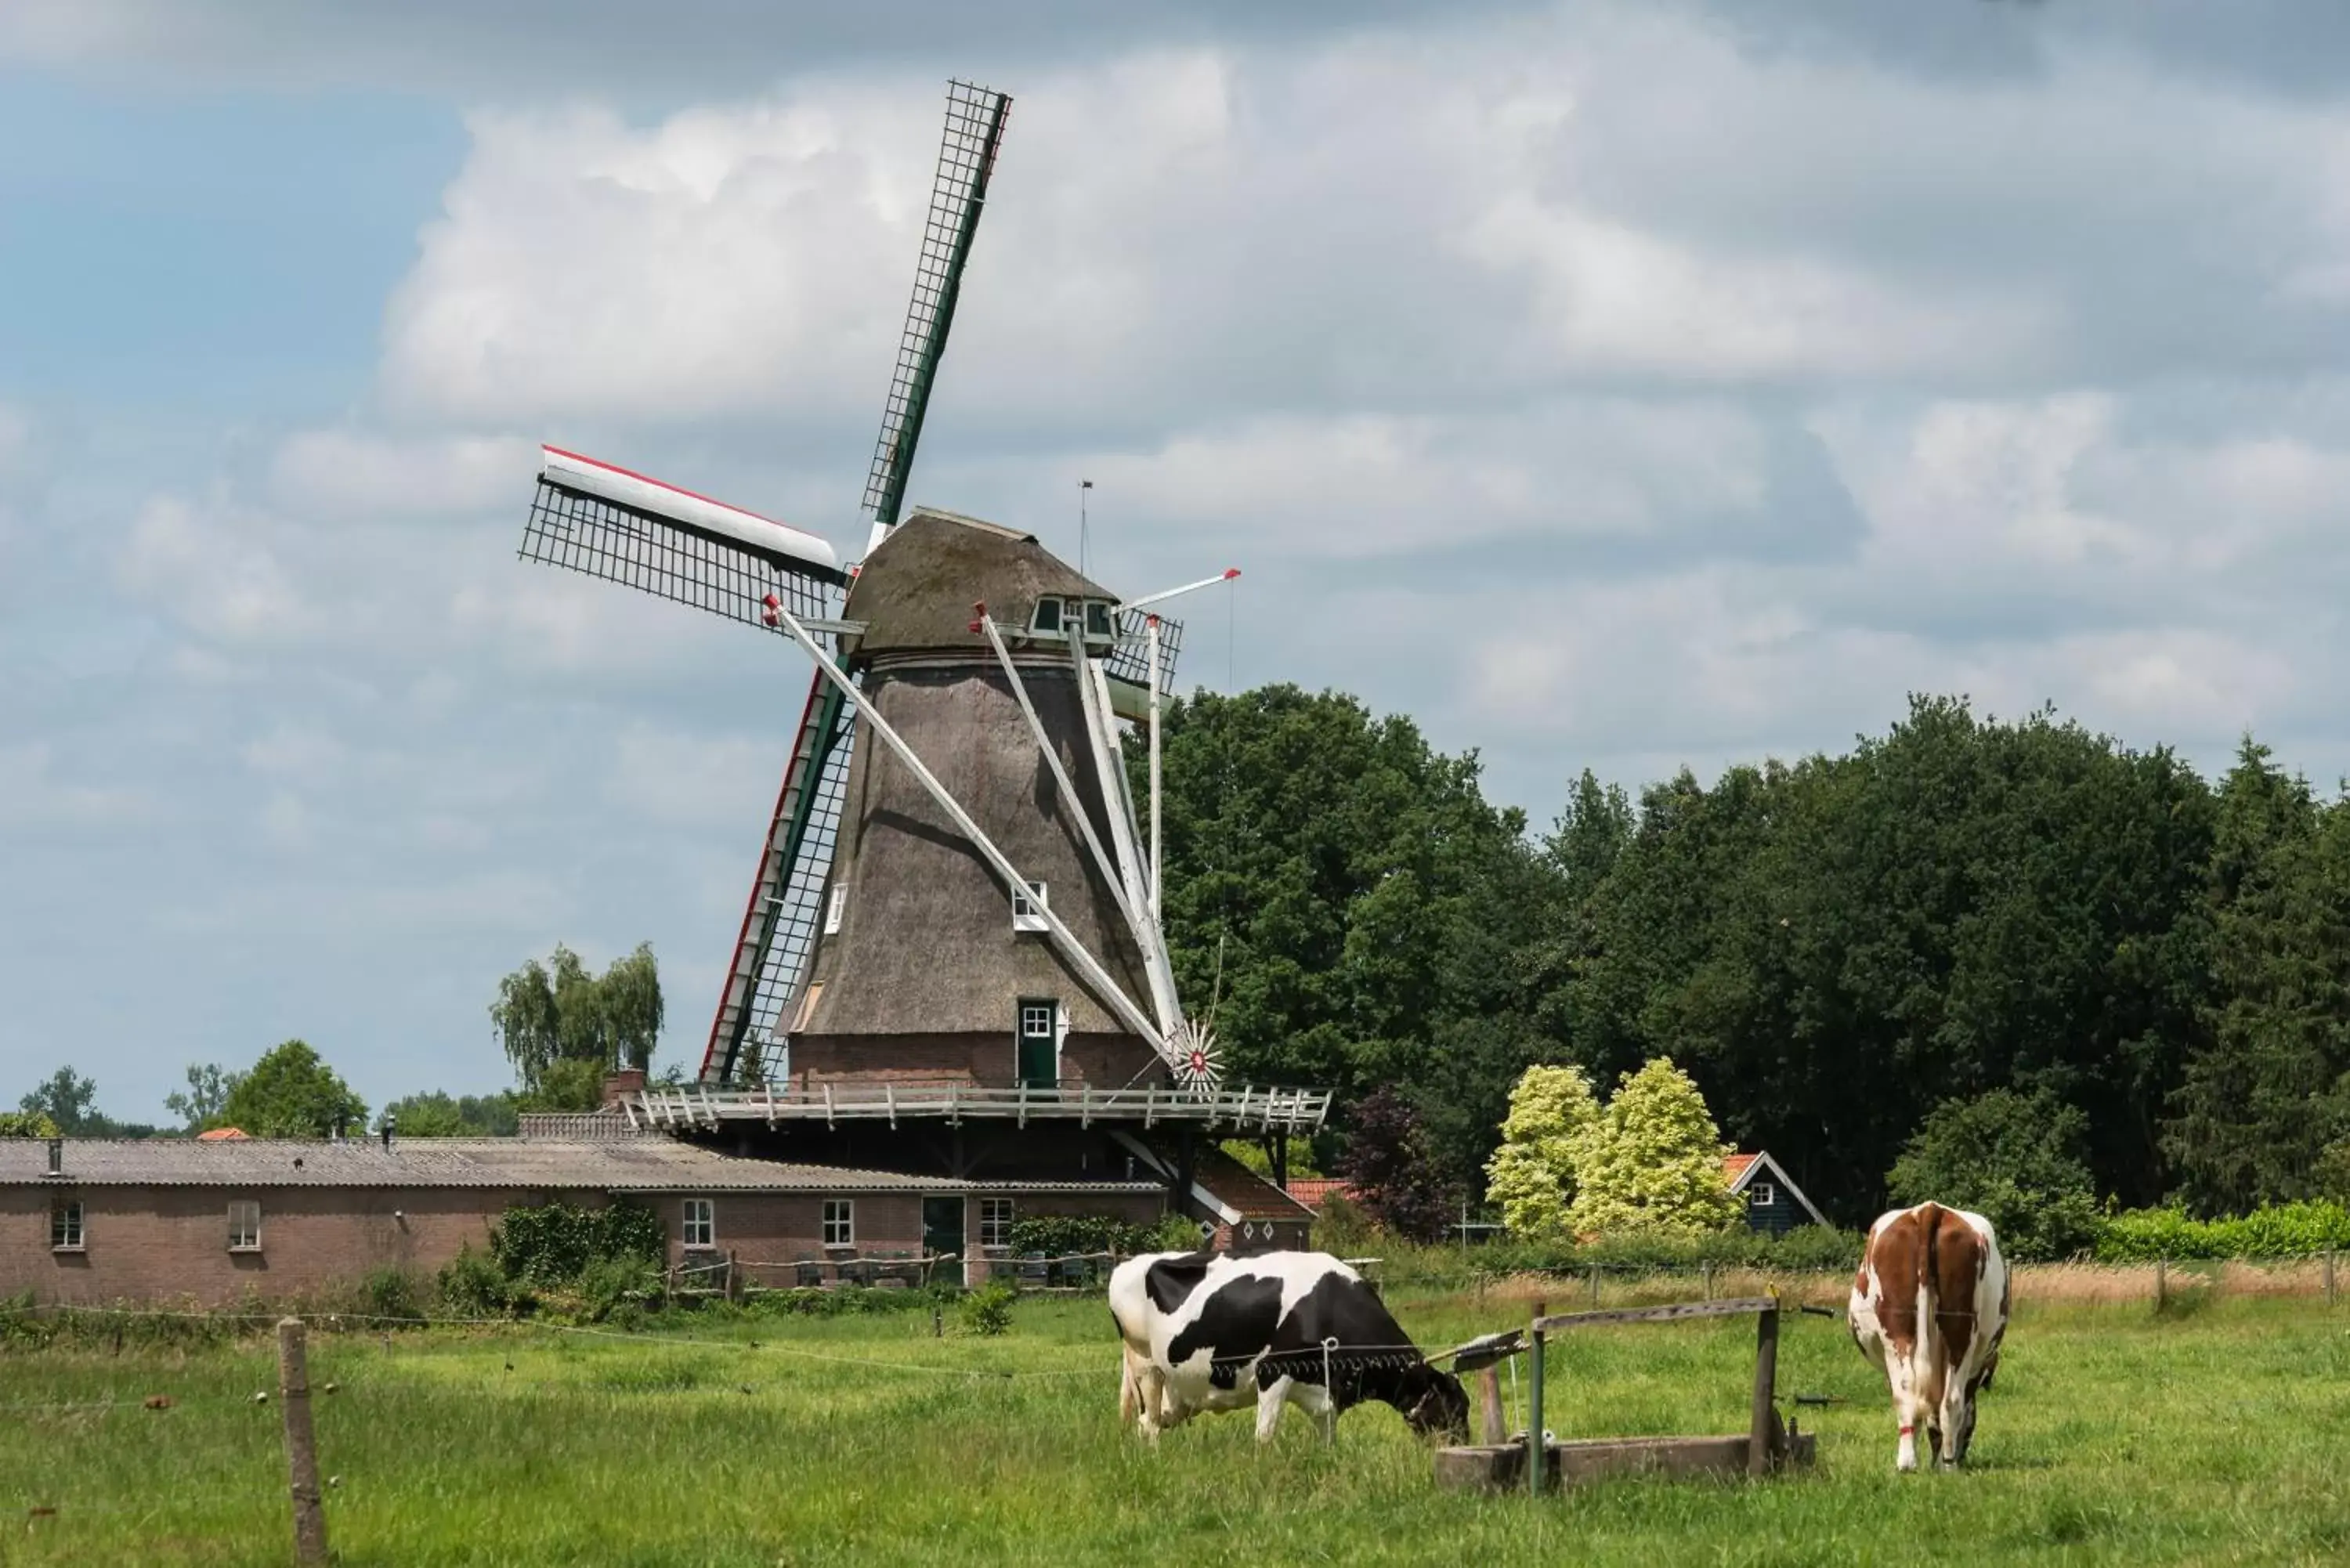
117, 494, 326, 645
0, 743, 156, 827
269, 430, 537, 518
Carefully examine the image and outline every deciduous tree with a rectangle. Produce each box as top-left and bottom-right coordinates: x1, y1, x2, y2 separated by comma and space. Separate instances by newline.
215, 1041, 367, 1139
1567, 1058, 1741, 1238
1484, 1064, 1600, 1239
1887, 1089, 2102, 1261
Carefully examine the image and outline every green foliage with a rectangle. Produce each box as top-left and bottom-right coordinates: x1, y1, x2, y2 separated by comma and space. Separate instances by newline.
1484, 1064, 1600, 1239
1887, 1089, 2105, 1262
1439, 1223, 1865, 1281
490, 942, 665, 1097
1144, 685, 1556, 1189
490, 1201, 667, 1288
1001, 1213, 1167, 1258
164, 1063, 240, 1133
2316, 1139, 2350, 1204
957, 1281, 1015, 1336
214, 1040, 367, 1138
379, 1090, 519, 1137
1217, 1138, 1324, 1179
436, 1245, 513, 1317
576, 1255, 664, 1324
2165, 744, 2350, 1214
358, 1267, 425, 1323
2094, 1201, 2350, 1263
1560, 697, 2216, 1220
0, 1110, 60, 1138
1565, 1058, 1742, 1239
1309, 1190, 1376, 1255
1335, 1087, 1457, 1242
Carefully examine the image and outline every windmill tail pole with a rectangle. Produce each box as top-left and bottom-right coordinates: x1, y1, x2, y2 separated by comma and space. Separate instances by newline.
1147, 614, 1163, 922
768, 605, 1175, 1067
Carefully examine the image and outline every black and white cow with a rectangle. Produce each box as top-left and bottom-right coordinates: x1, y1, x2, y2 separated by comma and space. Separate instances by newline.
1108, 1250, 1469, 1443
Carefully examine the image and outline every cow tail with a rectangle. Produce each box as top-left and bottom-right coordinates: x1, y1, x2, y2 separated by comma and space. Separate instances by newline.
1918, 1207, 1946, 1413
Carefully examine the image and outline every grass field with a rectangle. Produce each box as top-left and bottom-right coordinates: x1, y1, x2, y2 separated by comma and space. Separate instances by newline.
3, 1280, 2347, 1566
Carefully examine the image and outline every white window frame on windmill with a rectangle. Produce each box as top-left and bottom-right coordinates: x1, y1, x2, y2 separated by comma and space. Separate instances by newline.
1011, 879, 1049, 933
824, 883, 845, 936
1030, 596, 1065, 638
1080, 599, 1115, 649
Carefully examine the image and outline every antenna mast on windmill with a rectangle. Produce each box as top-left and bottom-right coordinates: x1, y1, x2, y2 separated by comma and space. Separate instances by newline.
512, 81, 1321, 1169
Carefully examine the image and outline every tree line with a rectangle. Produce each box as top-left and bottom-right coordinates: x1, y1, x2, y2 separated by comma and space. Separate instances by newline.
1145, 685, 2350, 1225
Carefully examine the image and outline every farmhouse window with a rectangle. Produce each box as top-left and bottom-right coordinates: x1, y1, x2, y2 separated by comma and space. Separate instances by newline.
49, 1200, 83, 1251
228, 1201, 262, 1252
1012, 880, 1049, 933
979, 1198, 1014, 1251
823, 1199, 855, 1248
1748, 1183, 1775, 1209
683, 1198, 715, 1248
824, 884, 845, 935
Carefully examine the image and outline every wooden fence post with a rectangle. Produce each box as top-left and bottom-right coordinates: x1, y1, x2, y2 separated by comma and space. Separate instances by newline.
1526, 1302, 1546, 1498
1587, 1265, 1600, 1306
2154, 1256, 2167, 1311
1748, 1304, 1780, 1479
1478, 1365, 1505, 1446
276, 1317, 329, 1567
2326, 1249, 2337, 1309
1701, 1260, 1713, 1301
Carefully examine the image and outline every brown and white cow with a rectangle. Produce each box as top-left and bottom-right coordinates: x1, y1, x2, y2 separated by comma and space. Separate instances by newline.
1849, 1202, 2010, 1471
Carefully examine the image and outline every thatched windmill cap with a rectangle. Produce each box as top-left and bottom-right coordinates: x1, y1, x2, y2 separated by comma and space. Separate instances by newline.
844, 508, 1115, 662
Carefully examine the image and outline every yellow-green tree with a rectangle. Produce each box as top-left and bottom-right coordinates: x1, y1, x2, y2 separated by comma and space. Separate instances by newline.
1567, 1057, 1741, 1238
1484, 1065, 1600, 1238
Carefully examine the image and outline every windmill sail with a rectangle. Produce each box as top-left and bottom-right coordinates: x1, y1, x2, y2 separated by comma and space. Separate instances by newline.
861, 80, 1012, 552
703, 671, 858, 1084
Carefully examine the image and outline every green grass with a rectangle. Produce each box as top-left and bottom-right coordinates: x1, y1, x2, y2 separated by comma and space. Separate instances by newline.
3, 1288, 2348, 1566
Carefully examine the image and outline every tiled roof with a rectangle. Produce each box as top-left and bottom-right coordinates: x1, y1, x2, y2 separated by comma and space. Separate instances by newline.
0, 1138, 1161, 1196
1282, 1178, 1354, 1211
1191, 1150, 1314, 1222
1723, 1153, 1759, 1185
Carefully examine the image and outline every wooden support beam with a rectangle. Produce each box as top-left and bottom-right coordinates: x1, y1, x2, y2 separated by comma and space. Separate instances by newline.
1748, 1305, 1780, 1478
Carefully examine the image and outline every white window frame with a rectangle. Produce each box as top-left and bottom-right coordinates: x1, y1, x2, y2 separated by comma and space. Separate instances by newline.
1748, 1182, 1775, 1209
1012, 880, 1049, 933
822, 1198, 855, 1248
50, 1199, 84, 1252
979, 1198, 1014, 1252
228, 1200, 262, 1252
1032, 596, 1065, 637
824, 884, 845, 935
682, 1198, 715, 1248
1082, 600, 1115, 642
1018, 1001, 1057, 1041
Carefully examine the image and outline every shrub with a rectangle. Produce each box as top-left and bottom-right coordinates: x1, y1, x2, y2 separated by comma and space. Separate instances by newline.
1336, 1088, 1457, 1243
1002, 1213, 1167, 1259
490, 1201, 666, 1287
576, 1255, 663, 1324
1887, 1089, 2104, 1262
357, 1266, 424, 1324
2095, 1201, 2350, 1263
958, 1281, 1014, 1336
1311, 1191, 1376, 1255
436, 1245, 511, 1317
1484, 1064, 1600, 1240
1567, 1059, 1744, 1240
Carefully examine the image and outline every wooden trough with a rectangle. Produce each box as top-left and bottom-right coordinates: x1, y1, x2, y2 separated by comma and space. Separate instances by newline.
1433, 1296, 1821, 1494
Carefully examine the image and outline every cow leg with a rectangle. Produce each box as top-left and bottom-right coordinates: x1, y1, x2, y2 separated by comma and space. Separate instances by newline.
1255, 1377, 1291, 1443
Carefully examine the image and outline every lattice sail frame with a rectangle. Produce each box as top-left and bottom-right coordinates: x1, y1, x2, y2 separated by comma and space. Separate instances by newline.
522, 479, 842, 630
862, 81, 1012, 534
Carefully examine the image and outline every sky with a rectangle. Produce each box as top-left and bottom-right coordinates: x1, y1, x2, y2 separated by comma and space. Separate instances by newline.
6, 0, 2350, 1124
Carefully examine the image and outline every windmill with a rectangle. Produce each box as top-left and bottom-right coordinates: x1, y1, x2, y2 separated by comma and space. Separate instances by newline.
515, 81, 1264, 1120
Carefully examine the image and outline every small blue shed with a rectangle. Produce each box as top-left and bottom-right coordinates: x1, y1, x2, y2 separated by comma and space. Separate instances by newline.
1725, 1151, 1829, 1235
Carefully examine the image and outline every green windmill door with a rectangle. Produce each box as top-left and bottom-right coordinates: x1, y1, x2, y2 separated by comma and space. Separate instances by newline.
1017, 999, 1058, 1089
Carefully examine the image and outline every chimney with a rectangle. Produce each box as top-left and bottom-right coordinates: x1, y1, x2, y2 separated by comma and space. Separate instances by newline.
380, 1114, 396, 1151
602, 1068, 647, 1109
45, 1138, 63, 1178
